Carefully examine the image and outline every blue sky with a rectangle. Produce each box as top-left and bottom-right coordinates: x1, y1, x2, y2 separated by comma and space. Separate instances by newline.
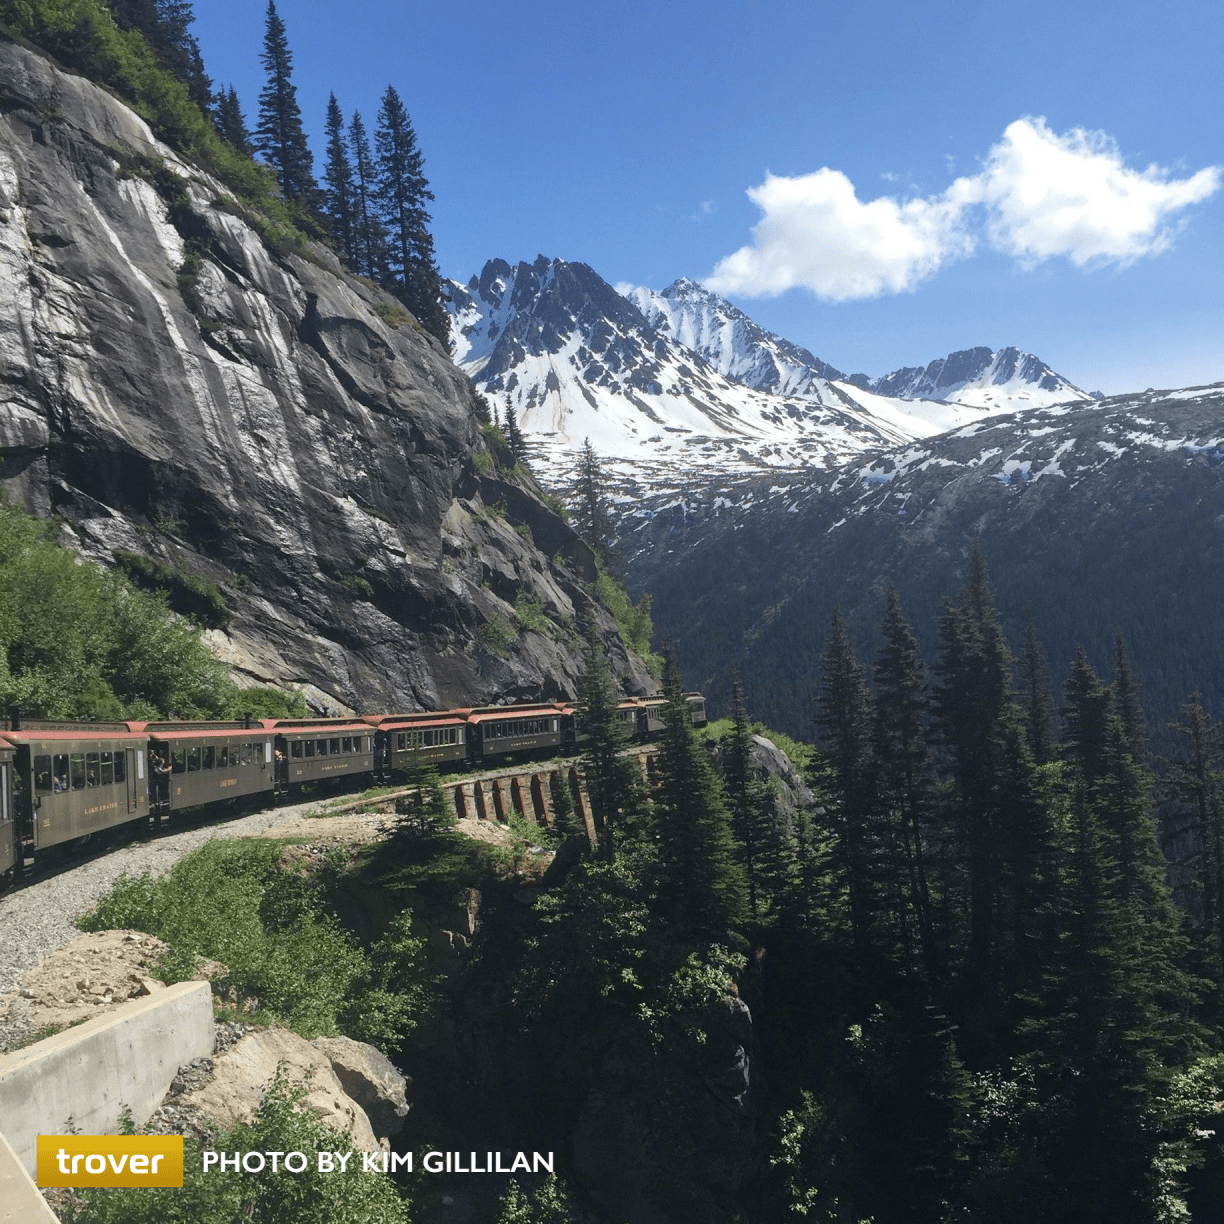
192, 1, 1222, 394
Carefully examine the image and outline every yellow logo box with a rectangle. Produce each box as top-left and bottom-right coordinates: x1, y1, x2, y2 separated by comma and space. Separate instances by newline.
37, 1135, 184, 1187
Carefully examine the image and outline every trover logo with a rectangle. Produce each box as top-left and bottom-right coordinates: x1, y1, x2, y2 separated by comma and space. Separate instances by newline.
37, 1135, 184, 1187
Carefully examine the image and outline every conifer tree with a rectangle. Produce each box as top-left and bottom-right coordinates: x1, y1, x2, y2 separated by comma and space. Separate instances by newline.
576, 619, 640, 858
112, 1, 211, 108
723, 673, 780, 922
573, 439, 616, 570
816, 607, 875, 955
932, 543, 1015, 996
347, 112, 385, 281
373, 86, 449, 345
652, 657, 747, 934
216, 85, 253, 157
1167, 694, 1224, 1010
1112, 630, 1145, 758
504, 403, 527, 464
871, 587, 937, 979
1020, 608, 1056, 764
322, 93, 356, 267
254, 1, 319, 206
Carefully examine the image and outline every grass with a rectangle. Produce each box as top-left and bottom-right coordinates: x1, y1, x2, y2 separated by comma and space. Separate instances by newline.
75, 838, 430, 1053
698, 718, 816, 772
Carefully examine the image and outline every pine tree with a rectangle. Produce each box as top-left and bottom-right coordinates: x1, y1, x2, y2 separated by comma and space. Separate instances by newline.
322, 94, 356, 268
653, 657, 747, 934
1166, 694, 1224, 1013
871, 587, 937, 980
254, 1, 319, 206
815, 607, 875, 956
1020, 608, 1056, 764
348, 112, 385, 281
372, 86, 449, 346
573, 439, 617, 570
1112, 630, 1145, 758
216, 85, 254, 157
723, 672, 777, 922
932, 543, 1015, 999
504, 403, 527, 464
112, 1, 211, 109
577, 619, 640, 858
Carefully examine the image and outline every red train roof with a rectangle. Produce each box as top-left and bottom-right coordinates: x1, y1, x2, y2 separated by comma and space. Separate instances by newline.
147, 728, 273, 742
376, 717, 466, 730
466, 707, 562, 724
268, 722, 372, 738
1, 730, 147, 745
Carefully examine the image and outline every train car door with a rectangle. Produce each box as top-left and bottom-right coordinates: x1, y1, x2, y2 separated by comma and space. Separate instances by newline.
126, 747, 139, 813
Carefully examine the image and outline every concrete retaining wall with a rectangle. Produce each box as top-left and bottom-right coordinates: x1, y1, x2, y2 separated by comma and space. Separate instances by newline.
0, 980, 213, 1175
0, 1128, 58, 1224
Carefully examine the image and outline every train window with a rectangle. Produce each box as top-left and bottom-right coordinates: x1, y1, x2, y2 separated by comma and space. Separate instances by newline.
70, 754, 86, 791
53, 754, 68, 792
34, 755, 51, 795
304, 740, 315, 758
100, 752, 114, 787
114, 752, 125, 783
396, 733, 405, 751
316, 739, 328, 756
342, 737, 352, 753
203, 746, 215, 770
290, 741, 303, 760
239, 743, 252, 767
171, 748, 186, 774
85, 753, 99, 787
187, 747, 201, 772
218, 745, 229, 768
330, 738, 341, 755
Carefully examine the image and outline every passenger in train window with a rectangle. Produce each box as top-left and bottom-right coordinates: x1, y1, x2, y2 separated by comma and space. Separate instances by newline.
53, 755, 68, 791
291, 741, 303, 759
171, 748, 186, 773
187, 747, 201, 772
218, 745, 229, 768
34, 754, 51, 794
203, 746, 216, 769
86, 752, 100, 786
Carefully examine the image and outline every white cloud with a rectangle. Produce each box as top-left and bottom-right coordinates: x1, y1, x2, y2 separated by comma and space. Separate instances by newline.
707, 168, 973, 301
708, 118, 1219, 300
966, 117, 1220, 267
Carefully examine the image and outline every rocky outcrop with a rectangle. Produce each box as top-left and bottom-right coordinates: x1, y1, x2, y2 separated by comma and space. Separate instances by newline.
167, 1026, 404, 1152
0, 34, 652, 712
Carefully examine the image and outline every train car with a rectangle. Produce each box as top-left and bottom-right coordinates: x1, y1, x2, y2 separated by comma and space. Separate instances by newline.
269, 719, 375, 788
143, 721, 276, 814
3, 722, 149, 854
465, 703, 565, 763
364, 712, 468, 777
685, 692, 708, 726
0, 740, 15, 876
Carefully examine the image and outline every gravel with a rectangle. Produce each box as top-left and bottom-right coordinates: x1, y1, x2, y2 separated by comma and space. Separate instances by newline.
0, 795, 354, 1000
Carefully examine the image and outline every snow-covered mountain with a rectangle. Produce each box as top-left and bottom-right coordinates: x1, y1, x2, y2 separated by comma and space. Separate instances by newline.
625, 276, 844, 397
447, 257, 1062, 500
843, 346, 1091, 409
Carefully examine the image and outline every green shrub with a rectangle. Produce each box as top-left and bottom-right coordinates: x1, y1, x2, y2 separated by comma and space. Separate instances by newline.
478, 614, 515, 657
76, 839, 429, 1052
514, 592, 550, 634
113, 549, 229, 629
592, 561, 662, 675
61, 1074, 410, 1224
372, 300, 415, 330
340, 574, 376, 602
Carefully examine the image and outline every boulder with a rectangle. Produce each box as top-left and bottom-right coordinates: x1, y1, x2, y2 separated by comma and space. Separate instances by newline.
173, 1028, 382, 1151
311, 1035, 410, 1139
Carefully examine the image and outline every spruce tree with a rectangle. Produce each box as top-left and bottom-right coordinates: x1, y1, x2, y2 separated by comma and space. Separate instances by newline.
216, 85, 254, 157
322, 93, 356, 268
1167, 695, 1224, 1013
1112, 630, 1145, 758
254, 1, 319, 206
576, 619, 640, 858
1020, 608, 1056, 764
573, 439, 616, 570
871, 587, 937, 980
348, 112, 386, 281
653, 657, 747, 934
816, 607, 875, 956
504, 403, 527, 464
932, 543, 1014, 999
112, 1, 211, 108
723, 672, 777, 922
373, 86, 449, 345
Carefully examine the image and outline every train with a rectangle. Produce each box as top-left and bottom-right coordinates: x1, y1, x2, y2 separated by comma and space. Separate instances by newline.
0, 693, 707, 881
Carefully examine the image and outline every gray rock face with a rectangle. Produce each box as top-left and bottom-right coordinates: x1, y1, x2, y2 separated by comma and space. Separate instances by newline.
0, 35, 651, 711
311, 1035, 410, 1139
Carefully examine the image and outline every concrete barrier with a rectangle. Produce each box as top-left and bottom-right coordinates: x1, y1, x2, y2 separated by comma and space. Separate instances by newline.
0, 1128, 58, 1224
0, 981, 213, 1176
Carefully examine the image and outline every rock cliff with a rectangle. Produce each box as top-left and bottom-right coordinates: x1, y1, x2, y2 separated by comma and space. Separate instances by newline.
0, 34, 651, 712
